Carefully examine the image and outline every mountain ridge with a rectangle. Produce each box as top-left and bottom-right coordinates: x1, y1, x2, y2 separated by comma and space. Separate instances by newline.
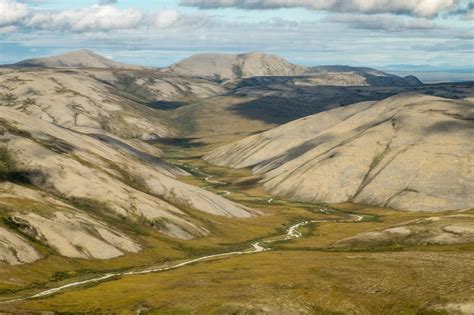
9, 49, 423, 86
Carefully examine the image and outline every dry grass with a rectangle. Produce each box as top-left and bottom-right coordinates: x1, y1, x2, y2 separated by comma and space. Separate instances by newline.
8, 250, 474, 314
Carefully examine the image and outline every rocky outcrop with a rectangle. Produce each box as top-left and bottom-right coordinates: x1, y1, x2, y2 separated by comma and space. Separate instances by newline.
205, 93, 474, 211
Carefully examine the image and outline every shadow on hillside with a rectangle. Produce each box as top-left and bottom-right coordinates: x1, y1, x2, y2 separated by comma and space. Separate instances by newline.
0, 170, 47, 185
147, 100, 188, 110
229, 82, 474, 125
229, 96, 325, 124
148, 137, 205, 148
229, 90, 397, 124
425, 120, 474, 134
254, 133, 338, 172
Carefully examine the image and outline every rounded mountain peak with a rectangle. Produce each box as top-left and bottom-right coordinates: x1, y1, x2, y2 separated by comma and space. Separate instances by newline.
168, 52, 307, 80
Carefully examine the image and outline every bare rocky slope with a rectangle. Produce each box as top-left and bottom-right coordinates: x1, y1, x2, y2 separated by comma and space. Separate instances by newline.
13, 49, 142, 69
205, 93, 474, 212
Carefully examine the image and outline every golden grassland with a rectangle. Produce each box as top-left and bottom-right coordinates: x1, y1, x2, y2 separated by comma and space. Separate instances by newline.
8, 249, 474, 314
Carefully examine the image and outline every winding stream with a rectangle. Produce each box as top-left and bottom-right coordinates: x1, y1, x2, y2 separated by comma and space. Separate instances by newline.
0, 163, 365, 304
0, 218, 340, 304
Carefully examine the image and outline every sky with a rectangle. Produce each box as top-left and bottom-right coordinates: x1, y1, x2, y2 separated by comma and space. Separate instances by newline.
0, 0, 473, 81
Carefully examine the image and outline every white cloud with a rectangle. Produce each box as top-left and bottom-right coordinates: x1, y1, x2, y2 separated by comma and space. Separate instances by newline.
2, 1, 181, 32
153, 9, 180, 28
180, 0, 463, 18
0, 0, 29, 27
44, 5, 144, 32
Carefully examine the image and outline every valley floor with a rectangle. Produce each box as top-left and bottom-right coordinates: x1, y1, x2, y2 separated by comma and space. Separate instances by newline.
1, 139, 473, 314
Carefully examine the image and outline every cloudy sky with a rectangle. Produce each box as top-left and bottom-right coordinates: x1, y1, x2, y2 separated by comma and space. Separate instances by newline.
0, 0, 473, 80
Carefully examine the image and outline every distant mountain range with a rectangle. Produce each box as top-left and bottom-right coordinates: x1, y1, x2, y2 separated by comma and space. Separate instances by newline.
9, 49, 422, 87
165, 52, 422, 86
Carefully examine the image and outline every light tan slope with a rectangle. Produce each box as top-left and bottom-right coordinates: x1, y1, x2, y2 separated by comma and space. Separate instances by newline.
166, 52, 307, 80
14, 49, 141, 69
205, 93, 474, 211
0, 107, 255, 239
